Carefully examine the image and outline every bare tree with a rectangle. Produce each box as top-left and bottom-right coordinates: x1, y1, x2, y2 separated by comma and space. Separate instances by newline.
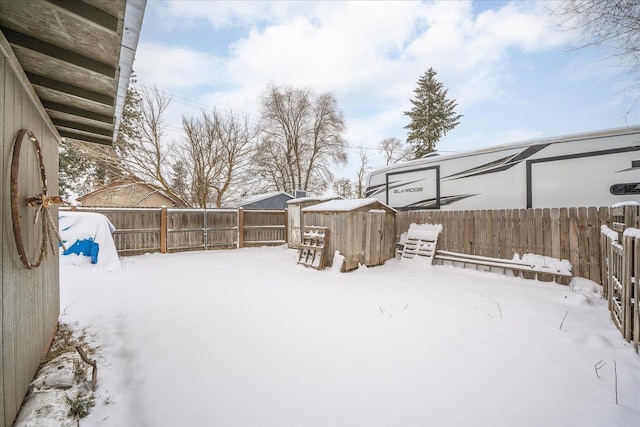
379, 137, 412, 166
180, 115, 217, 208
553, 1, 640, 78
332, 178, 353, 198
118, 85, 187, 205
60, 79, 256, 208
254, 86, 348, 194
253, 139, 290, 192
180, 110, 256, 208
354, 148, 370, 198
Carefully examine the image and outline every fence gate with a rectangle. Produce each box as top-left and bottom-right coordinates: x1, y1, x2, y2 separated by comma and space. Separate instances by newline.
239, 209, 287, 247
601, 225, 639, 352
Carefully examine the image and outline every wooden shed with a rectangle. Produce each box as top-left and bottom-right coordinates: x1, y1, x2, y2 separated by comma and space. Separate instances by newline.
302, 199, 396, 271
287, 195, 342, 249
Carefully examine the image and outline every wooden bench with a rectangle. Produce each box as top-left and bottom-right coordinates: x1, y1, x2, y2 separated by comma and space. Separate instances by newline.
433, 250, 573, 284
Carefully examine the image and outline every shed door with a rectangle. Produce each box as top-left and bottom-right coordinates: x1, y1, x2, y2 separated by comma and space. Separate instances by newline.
366, 211, 386, 266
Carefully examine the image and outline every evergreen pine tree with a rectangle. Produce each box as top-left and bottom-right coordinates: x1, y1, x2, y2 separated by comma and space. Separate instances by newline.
112, 73, 143, 178
58, 141, 94, 201
404, 68, 462, 158
170, 160, 189, 202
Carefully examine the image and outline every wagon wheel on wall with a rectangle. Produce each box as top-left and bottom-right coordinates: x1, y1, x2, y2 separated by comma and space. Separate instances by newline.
10, 129, 65, 269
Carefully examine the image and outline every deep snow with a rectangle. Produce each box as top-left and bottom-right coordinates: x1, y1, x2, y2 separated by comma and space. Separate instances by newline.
59, 246, 640, 426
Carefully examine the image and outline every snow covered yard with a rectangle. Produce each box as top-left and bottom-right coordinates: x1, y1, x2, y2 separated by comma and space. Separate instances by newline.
60, 246, 640, 426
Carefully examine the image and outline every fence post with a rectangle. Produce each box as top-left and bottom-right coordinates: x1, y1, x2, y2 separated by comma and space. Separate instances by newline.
160, 206, 167, 254
203, 208, 208, 250
284, 208, 289, 245
238, 208, 244, 248
634, 235, 640, 352
622, 233, 634, 340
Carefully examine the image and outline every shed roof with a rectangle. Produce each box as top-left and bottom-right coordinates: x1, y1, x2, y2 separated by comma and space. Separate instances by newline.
0, 0, 145, 146
302, 198, 396, 213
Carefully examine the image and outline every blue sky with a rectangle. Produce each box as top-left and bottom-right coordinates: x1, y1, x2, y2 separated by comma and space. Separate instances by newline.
132, 0, 639, 179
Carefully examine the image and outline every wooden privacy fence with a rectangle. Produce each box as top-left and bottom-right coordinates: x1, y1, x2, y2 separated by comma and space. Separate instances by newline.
61, 207, 287, 255
397, 206, 639, 284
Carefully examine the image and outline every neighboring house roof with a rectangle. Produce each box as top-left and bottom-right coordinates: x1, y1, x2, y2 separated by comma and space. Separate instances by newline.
0, 0, 145, 146
77, 177, 180, 207
240, 191, 293, 206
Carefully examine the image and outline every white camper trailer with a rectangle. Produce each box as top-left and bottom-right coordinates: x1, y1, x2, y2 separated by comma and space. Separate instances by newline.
366, 126, 640, 210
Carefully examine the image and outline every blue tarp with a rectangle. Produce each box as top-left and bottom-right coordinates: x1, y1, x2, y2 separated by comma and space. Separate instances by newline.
62, 238, 100, 264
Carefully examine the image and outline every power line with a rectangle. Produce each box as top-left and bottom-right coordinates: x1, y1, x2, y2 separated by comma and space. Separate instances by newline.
136, 79, 257, 119
137, 80, 217, 111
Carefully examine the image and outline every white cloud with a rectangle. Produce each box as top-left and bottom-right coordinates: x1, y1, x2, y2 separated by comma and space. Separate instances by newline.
134, 41, 223, 91
137, 1, 572, 100
159, 1, 316, 29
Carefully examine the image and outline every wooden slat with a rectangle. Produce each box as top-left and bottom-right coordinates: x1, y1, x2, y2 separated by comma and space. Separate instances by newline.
634, 236, 640, 351
550, 208, 561, 259
478, 210, 487, 257
534, 208, 543, 256
504, 209, 513, 259
587, 207, 600, 283
463, 210, 473, 254
541, 208, 551, 257
577, 207, 588, 279
567, 208, 579, 278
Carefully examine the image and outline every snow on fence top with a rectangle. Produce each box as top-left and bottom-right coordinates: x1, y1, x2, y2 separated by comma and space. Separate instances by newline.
612, 201, 640, 207
601, 224, 620, 241
622, 227, 640, 238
